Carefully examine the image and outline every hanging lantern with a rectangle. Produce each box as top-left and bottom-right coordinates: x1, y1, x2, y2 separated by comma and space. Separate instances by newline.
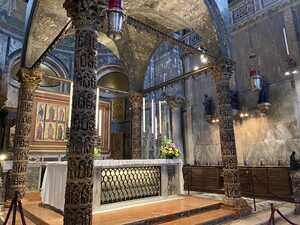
107, 0, 124, 40
249, 69, 263, 91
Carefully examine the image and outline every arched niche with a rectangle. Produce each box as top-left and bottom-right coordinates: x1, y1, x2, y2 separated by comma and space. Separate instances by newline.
97, 65, 129, 99
7, 51, 70, 94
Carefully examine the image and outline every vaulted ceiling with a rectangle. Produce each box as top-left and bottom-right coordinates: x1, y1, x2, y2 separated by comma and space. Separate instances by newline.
22, 0, 229, 91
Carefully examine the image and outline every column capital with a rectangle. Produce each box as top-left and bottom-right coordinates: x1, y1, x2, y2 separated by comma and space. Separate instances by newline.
210, 58, 235, 81
17, 68, 43, 89
166, 95, 185, 109
63, 0, 103, 29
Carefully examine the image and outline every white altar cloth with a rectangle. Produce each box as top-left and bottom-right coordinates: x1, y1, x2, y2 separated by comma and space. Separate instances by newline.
41, 159, 183, 212
41, 162, 67, 212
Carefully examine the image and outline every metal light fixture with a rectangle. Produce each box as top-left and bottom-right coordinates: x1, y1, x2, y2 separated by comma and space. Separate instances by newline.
249, 69, 263, 91
0, 153, 7, 161
211, 118, 219, 124
239, 112, 249, 118
248, 52, 263, 91
107, 0, 124, 41
200, 54, 208, 64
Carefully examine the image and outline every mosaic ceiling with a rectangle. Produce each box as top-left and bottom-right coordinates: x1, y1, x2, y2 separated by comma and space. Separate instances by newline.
22, 0, 228, 91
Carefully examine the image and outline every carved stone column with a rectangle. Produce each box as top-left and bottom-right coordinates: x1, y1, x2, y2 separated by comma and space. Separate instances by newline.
63, 1, 101, 224
0, 96, 6, 109
211, 60, 250, 214
129, 91, 143, 159
11, 68, 42, 198
290, 171, 300, 214
166, 95, 185, 160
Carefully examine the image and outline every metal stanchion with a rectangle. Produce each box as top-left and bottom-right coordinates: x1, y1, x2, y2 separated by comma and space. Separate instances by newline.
3, 191, 27, 225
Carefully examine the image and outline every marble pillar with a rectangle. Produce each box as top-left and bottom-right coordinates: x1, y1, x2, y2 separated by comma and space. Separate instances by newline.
290, 171, 300, 214
129, 91, 143, 159
184, 77, 194, 165
166, 95, 185, 161
11, 68, 42, 198
211, 60, 250, 214
63, 1, 101, 224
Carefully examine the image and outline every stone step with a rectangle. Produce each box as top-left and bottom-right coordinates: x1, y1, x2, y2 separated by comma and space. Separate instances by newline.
159, 208, 238, 225
22, 204, 62, 225
121, 202, 223, 225
17, 196, 235, 225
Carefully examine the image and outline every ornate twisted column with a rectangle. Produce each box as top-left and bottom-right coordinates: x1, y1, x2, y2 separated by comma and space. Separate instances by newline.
129, 91, 143, 159
11, 68, 42, 198
211, 60, 250, 214
63, 1, 101, 224
166, 95, 185, 160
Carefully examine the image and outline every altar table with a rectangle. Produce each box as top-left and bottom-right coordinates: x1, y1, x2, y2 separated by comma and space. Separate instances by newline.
41, 159, 183, 212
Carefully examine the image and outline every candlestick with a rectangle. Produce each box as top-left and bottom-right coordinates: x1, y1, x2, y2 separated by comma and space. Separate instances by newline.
151, 98, 155, 134
159, 100, 162, 134
143, 97, 146, 133
283, 27, 290, 56
154, 116, 158, 140
68, 82, 73, 128
95, 87, 100, 129
99, 109, 102, 136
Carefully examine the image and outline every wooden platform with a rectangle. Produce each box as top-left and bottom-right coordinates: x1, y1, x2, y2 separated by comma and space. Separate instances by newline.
2, 194, 238, 225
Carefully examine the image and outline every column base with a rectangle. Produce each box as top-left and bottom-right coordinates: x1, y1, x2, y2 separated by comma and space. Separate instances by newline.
295, 203, 300, 215
222, 197, 252, 216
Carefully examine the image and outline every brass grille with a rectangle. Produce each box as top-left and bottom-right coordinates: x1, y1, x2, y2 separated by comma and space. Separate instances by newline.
101, 166, 161, 204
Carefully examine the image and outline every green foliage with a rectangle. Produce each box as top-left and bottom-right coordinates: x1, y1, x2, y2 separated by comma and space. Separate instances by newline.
94, 146, 101, 159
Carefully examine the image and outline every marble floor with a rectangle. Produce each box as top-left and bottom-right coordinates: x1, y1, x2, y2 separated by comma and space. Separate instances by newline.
0, 193, 298, 225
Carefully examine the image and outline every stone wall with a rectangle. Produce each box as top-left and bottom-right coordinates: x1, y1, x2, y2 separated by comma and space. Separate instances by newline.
193, 1, 300, 166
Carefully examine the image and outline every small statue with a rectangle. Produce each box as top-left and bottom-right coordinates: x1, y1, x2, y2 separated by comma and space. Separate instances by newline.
230, 90, 240, 110
258, 79, 270, 104
203, 94, 215, 116
290, 151, 300, 170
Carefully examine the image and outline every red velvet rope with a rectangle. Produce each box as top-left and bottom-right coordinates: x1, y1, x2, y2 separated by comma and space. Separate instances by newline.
275, 209, 299, 225
267, 205, 299, 225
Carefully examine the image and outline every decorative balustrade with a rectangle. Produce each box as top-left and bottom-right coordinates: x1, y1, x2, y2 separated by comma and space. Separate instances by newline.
100, 166, 161, 204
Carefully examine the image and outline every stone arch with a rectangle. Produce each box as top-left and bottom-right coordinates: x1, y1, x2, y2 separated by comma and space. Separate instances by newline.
143, 40, 184, 90
96, 65, 129, 93
117, 0, 231, 93
6, 50, 70, 88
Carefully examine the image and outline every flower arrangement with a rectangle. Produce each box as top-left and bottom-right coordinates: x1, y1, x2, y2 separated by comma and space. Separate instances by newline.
94, 146, 101, 159
160, 138, 180, 159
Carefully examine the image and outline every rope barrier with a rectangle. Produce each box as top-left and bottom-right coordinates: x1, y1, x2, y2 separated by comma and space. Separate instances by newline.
267, 203, 299, 225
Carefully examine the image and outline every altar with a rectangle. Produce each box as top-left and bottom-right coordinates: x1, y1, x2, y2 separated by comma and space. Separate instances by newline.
41, 159, 184, 212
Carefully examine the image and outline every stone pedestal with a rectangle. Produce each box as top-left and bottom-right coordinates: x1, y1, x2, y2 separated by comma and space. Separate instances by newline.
290, 170, 300, 214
